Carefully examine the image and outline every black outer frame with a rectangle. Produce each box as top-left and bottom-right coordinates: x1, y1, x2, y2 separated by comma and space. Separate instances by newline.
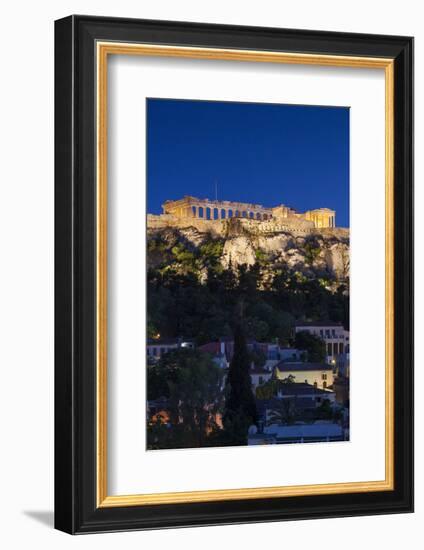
54, 15, 414, 534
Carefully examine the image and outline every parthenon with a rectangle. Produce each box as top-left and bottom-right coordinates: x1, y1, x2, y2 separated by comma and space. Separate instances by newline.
162, 196, 336, 228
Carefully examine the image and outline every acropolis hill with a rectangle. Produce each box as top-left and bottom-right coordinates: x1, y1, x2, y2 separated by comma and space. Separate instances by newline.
147, 195, 342, 236
149, 197, 350, 287
147, 196, 349, 281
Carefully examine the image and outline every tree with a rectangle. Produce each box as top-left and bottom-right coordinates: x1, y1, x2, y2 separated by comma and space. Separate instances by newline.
249, 348, 266, 368
316, 398, 333, 420
237, 263, 260, 296
245, 316, 269, 341
199, 238, 224, 270
267, 398, 297, 426
256, 379, 279, 400
147, 349, 225, 449
280, 374, 296, 384
274, 310, 295, 346
304, 241, 321, 266
295, 330, 326, 362
224, 322, 258, 444
315, 399, 344, 422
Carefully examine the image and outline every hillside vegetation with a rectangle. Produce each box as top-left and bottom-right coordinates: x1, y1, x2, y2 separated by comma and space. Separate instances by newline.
147, 220, 349, 345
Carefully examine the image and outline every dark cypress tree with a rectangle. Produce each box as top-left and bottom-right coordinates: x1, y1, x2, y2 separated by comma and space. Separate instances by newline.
224, 322, 258, 444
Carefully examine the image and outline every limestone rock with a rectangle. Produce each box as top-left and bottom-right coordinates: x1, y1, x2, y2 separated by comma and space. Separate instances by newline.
147, 217, 349, 283
221, 236, 257, 268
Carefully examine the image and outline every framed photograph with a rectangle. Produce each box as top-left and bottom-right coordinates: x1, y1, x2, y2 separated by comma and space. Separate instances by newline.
54, 15, 413, 533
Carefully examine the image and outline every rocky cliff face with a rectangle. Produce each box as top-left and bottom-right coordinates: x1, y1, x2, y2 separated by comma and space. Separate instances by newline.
147, 218, 349, 283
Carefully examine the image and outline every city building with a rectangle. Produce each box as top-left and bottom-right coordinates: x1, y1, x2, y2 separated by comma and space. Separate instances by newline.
199, 339, 233, 361
294, 321, 350, 371
249, 366, 273, 390
255, 383, 337, 423
248, 421, 345, 445
274, 361, 334, 389
274, 382, 336, 405
147, 337, 194, 361
199, 339, 305, 366
277, 347, 305, 362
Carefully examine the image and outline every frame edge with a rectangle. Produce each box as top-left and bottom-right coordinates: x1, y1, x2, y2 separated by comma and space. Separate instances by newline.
54, 14, 77, 535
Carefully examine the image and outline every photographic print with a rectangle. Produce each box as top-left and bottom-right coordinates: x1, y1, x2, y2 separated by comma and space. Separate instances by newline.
55, 18, 413, 532
146, 98, 350, 450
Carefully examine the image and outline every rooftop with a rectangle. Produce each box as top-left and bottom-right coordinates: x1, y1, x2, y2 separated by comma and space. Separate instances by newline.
147, 337, 194, 346
276, 383, 334, 396
264, 422, 343, 438
256, 397, 319, 414
294, 320, 344, 328
275, 361, 333, 372
250, 366, 272, 375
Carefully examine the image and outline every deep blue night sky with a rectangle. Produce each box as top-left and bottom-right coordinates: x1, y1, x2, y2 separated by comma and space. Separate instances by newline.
147, 98, 350, 227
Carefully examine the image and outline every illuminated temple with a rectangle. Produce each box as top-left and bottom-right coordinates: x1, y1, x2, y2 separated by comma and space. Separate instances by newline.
162, 196, 336, 229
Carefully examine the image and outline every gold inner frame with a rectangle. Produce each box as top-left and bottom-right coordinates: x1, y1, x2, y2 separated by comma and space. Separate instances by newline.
96, 42, 395, 508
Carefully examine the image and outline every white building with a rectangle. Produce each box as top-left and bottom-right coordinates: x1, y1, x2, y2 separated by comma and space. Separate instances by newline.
249, 366, 273, 390
294, 321, 349, 373
147, 338, 194, 360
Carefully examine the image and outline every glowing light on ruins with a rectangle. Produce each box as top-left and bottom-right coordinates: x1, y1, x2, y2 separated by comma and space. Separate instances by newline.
161, 196, 336, 229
